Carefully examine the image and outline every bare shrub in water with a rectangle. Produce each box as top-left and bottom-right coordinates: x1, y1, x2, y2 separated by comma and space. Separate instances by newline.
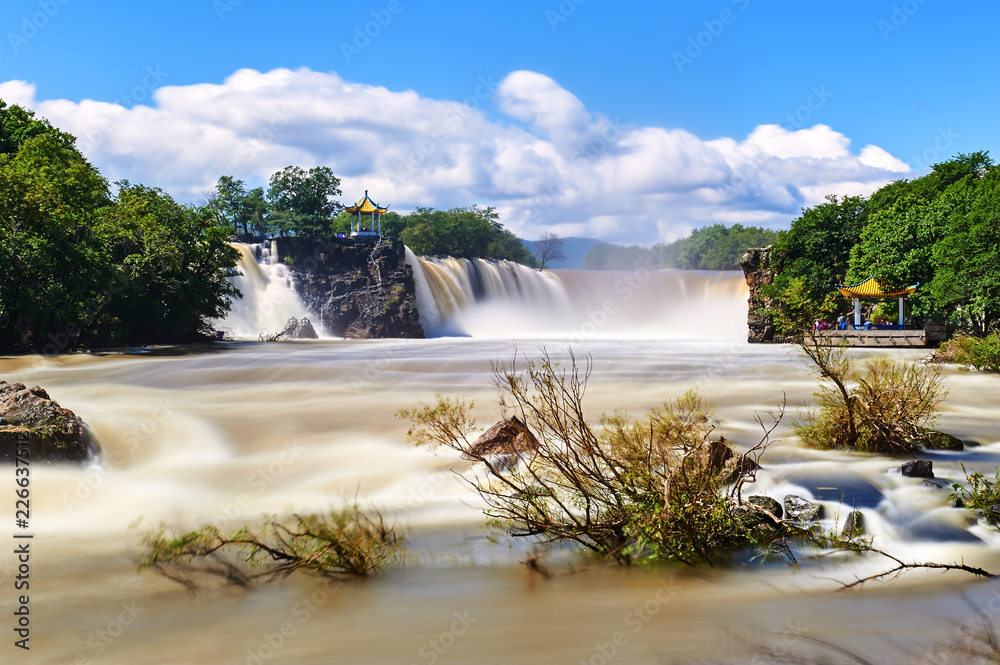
778, 276, 948, 455
140, 505, 401, 590
794, 348, 947, 454
399, 350, 786, 566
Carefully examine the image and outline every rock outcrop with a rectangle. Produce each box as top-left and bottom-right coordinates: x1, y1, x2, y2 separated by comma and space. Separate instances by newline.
0, 381, 95, 463
274, 238, 424, 339
685, 437, 760, 484
469, 416, 539, 458
739, 246, 795, 344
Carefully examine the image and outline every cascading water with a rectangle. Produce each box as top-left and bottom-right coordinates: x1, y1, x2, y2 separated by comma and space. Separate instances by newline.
221, 241, 319, 338
405, 248, 749, 338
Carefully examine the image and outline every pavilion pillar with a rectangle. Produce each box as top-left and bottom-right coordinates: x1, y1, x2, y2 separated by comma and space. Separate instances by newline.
853, 298, 861, 327
898, 297, 905, 326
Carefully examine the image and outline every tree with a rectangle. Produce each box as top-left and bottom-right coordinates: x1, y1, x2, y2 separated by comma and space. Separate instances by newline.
533, 231, 566, 270
400, 351, 787, 566
266, 166, 343, 238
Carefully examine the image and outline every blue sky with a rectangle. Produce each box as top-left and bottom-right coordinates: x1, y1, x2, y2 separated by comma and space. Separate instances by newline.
2, 0, 997, 243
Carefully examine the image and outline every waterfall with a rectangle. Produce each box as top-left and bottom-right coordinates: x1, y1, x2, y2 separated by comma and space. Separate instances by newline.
405, 249, 750, 338
220, 242, 318, 338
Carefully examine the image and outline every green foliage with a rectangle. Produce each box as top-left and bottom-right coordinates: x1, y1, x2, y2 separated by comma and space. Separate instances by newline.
266, 165, 343, 239
936, 333, 1000, 372
397, 205, 536, 264
769, 151, 999, 332
953, 467, 1000, 528
400, 351, 787, 566
796, 355, 946, 454
0, 102, 239, 353
583, 223, 780, 271
771, 194, 868, 304
208, 175, 268, 237
140, 505, 402, 590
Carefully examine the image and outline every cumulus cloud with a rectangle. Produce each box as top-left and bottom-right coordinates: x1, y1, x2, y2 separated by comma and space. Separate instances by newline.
1, 68, 912, 244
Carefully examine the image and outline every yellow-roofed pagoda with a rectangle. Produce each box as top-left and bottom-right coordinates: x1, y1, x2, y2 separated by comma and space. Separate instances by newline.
838, 277, 918, 328
346, 190, 388, 238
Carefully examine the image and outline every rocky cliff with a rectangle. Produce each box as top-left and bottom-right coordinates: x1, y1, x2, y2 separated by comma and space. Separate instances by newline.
739, 246, 794, 344
273, 238, 424, 339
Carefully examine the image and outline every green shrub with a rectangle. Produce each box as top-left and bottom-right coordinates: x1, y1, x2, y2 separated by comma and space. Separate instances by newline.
952, 466, 1000, 527
794, 350, 947, 455
140, 505, 401, 590
937, 333, 1000, 372
400, 351, 792, 566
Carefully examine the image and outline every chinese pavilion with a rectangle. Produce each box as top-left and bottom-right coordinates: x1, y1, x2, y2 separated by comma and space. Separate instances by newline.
346, 191, 388, 238
837, 277, 918, 327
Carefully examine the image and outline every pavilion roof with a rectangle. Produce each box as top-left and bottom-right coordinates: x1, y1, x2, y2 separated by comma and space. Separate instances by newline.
345, 190, 388, 214
837, 277, 918, 298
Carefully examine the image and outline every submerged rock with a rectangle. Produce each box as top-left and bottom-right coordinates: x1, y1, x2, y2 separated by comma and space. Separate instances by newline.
0, 381, 95, 463
783, 495, 823, 523
469, 416, 539, 458
747, 495, 783, 520
842, 510, 865, 538
686, 437, 760, 484
913, 429, 964, 451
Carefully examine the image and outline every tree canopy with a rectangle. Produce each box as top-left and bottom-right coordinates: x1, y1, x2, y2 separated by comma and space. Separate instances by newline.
584, 223, 780, 271
766, 151, 1000, 335
0, 101, 239, 354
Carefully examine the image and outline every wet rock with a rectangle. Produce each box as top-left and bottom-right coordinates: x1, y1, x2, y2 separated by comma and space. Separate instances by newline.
468, 416, 539, 458
747, 495, 783, 520
913, 429, 964, 451
900, 460, 934, 478
783, 495, 823, 523
0, 380, 95, 463
920, 478, 947, 489
842, 510, 865, 538
963, 439, 982, 448
685, 437, 760, 484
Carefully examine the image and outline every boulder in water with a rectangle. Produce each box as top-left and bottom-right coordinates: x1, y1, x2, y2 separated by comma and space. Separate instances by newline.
784, 495, 823, 523
468, 416, 539, 458
0, 381, 95, 463
842, 510, 865, 538
913, 429, 964, 451
899, 460, 934, 478
684, 437, 760, 484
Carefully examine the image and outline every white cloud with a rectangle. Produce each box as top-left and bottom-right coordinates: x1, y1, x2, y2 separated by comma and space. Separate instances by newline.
0, 68, 913, 245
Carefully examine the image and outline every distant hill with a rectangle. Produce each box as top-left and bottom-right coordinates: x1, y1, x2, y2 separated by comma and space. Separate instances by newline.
521, 236, 611, 270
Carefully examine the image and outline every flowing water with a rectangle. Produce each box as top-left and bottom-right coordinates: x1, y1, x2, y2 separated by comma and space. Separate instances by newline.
3, 250, 1000, 664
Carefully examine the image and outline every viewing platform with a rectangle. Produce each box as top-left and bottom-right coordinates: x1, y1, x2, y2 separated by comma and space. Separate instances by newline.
815, 324, 948, 347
